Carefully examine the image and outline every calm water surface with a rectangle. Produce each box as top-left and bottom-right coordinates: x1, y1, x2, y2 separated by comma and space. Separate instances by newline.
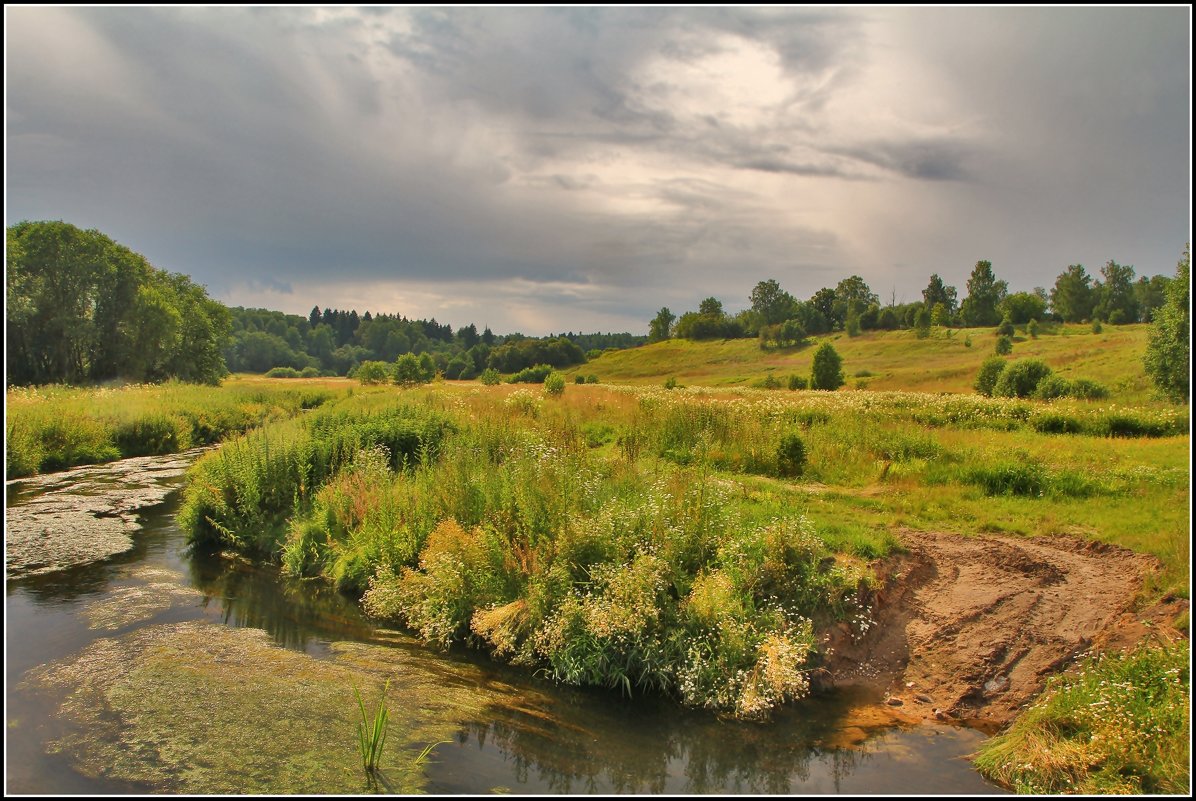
5, 455, 1004, 794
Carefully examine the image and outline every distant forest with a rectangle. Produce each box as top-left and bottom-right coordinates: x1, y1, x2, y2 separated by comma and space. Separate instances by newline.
5, 220, 1182, 387
6, 221, 644, 385
224, 305, 643, 379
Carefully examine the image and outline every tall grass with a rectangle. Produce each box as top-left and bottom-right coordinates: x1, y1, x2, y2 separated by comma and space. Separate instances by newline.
5, 380, 344, 478
177, 382, 1189, 717
974, 642, 1189, 794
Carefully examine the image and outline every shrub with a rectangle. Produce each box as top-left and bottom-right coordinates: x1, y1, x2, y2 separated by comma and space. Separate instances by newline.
1091, 320, 1103, 334
355, 361, 392, 385
776, 432, 807, 477
964, 334, 972, 348
574, 375, 586, 384
787, 375, 807, 391
586, 375, 599, 384
479, 368, 501, 386
1067, 378, 1109, 400
543, 372, 566, 396
757, 374, 782, 390
810, 343, 844, 390
1027, 318, 1039, 339
394, 354, 428, 387
1032, 374, 1072, 401
996, 314, 1015, 337
300, 366, 321, 378
914, 308, 931, 339
993, 359, 1053, 398
974, 356, 1007, 396
509, 364, 554, 384
1108, 309, 1127, 325
994, 335, 1013, 355
663, 377, 678, 390
265, 366, 301, 378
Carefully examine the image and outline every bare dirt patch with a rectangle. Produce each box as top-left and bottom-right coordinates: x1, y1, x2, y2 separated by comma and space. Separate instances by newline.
819, 529, 1175, 730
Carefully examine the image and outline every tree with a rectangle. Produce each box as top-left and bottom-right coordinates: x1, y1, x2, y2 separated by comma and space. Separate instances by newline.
960, 260, 1008, 327
698, 297, 724, 316
393, 353, 425, 386
1050, 265, 1096, 323
810, 343, 844, 390
1000, 291, 1048, 325
649, 307, 676, 342
930, 303, 950, 328
834, 276, 878, 328
750, 279, 798, 325
1093, 260, 1138, 324
914, 308, 931, 339
1144, 246, 1190, 402
1134, 275, 1172, 323
6, 220, 229, 385
922, 274, 958, 316
809, 287, 839, 330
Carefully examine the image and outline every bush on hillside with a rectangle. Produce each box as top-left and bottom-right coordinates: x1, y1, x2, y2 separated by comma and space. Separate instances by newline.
974, 356, 1008, 397
993, 359, 1053, 398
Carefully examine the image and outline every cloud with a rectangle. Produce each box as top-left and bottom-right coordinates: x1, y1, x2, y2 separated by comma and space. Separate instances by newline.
5, 7, 1190, 335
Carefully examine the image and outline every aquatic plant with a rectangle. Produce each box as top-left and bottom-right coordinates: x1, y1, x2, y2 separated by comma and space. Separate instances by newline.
355, 680, 390, 774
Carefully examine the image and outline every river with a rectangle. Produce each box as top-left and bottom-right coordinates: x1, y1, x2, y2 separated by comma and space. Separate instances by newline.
5, 451, 1003, 794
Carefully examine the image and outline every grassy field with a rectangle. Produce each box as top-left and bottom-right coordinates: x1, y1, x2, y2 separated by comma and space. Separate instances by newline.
4, 375, 353, 479
9, 325, 1188, 791
177, 380, 1187, 738
575, 323, 1161, 404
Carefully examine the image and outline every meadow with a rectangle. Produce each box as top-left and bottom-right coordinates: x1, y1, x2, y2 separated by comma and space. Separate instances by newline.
578, 323, 1162, 404
8, 322, 1189, 792
176, 378, 1187, 753
4, 375, 353, 479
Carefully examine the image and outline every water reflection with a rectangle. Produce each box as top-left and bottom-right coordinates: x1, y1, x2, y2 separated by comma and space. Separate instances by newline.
428, 684, 1002, 795
186, 550, 378, 653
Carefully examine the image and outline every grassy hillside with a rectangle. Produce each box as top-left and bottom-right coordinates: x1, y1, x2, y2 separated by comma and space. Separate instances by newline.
575, 323, 1160, 404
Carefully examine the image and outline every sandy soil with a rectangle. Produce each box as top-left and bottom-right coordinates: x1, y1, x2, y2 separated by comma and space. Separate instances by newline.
819, 529, 1183, 730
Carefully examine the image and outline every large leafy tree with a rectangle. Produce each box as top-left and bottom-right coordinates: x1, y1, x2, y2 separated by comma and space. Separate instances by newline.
1000, 290, 1049, 325
1144, 246, 1190, 402
922, 274, 958, 316
833, 276, 878, 326
6, 220, 229, 385
809, 287, 839, 330
750, 279, 798, 325
1049, 264, 1096, 322
960, 260, 1008, 327
1093, 260, 1138, 324
649, 307, 676, 342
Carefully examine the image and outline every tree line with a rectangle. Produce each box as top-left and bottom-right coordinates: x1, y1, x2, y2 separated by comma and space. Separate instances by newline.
650, 258, 1177, 348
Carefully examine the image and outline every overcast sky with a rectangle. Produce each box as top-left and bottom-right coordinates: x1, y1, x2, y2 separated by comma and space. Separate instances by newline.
6, 6, 1191, 335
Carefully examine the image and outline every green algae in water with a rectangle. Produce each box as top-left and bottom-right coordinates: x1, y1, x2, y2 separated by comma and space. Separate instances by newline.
26, 621, 536, 794
83, 583, 203, 630
5, 450, 199, 579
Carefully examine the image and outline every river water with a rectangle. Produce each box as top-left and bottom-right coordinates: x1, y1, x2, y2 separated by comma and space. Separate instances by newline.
5, 452, 1003, 794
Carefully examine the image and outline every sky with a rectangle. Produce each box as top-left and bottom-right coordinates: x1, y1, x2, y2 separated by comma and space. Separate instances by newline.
6, 6, 1191, 336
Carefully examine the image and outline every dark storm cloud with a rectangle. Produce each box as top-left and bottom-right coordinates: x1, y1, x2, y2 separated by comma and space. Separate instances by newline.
5, 6, 1190, 333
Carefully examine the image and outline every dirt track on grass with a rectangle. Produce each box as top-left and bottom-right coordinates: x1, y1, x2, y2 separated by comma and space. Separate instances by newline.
819, 529, 1181, 729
